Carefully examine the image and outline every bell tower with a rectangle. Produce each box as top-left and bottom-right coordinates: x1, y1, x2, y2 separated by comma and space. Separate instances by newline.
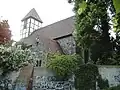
20, 8, 43, 38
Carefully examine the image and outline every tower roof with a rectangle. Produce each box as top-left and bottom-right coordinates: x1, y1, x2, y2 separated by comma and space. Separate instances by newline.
21, 8, 43, 23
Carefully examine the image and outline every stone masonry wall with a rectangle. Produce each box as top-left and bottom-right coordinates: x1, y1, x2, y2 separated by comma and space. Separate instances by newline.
57, 36, 76, 54
98, 65, 120, 87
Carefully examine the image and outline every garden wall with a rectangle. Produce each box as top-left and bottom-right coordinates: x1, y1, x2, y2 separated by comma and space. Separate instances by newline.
1, 65, 120, 89
98, 65, 120, 87
0, 70, 20, 83
32, 67, 75, 90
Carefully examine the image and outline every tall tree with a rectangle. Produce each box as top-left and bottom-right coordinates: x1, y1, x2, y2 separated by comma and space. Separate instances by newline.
0, 20, 11, 44
69, 0, 118, 64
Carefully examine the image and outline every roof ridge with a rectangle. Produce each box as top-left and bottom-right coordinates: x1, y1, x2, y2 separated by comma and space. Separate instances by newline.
29, 16, 74, 36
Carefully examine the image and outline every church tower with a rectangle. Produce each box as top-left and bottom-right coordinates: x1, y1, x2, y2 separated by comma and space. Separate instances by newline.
20, 8, 43, 38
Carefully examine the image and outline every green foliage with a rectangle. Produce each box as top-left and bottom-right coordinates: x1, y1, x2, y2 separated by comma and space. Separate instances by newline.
104, 85, 120, 90
46, 53, 82, 80
97, 75, 109, 89
112, 13, 120, 33
0, 43, 36, 75
113, 0, 120, 14
15, 41, 32, 50
113, 17, 119, 32
72, 0, 119, 64
74, 64, 99, 90
47, 53, 110, 89
112, 0, 120, 36
74, 64, 109, 90
110, 53, 120, 65
77, 1, 87, 15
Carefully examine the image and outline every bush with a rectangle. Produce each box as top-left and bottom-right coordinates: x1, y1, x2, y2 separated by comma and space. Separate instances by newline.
0, 44, 36, 75
46, 53, 82, 80
75, 64, 99, 90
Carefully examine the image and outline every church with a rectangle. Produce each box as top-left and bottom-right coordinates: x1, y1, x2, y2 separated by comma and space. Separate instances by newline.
20, 8, 76, 67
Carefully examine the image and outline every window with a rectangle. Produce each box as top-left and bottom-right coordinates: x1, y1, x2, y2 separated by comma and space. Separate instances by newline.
23, 20, 27, 29
36, 60, 41, 67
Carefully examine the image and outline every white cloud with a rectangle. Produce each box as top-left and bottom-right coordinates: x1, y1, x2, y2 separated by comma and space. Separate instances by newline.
0, 0, 74, 41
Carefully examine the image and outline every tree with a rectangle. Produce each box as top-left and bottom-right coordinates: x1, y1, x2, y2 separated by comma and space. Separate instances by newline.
0, 20, 11, 44
69, 0, 120, 64
113, 0, 120, 52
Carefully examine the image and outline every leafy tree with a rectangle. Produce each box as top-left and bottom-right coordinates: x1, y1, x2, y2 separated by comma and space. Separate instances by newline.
0, 20, 11, 44
112, 0, 120, 56
69, 0, 120, 64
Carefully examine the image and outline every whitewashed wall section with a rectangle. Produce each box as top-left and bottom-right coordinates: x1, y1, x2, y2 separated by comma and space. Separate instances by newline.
98, 65, 120, 87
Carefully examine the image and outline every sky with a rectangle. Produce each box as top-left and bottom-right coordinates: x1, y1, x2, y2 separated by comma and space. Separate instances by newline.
0, 0, 74, 41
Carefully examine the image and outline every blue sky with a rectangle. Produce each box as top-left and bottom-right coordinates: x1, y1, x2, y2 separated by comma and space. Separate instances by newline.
0, 0, 74, 41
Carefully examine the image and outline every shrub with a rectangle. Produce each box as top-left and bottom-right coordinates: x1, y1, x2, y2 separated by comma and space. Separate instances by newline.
0, 44, 36, 75
75, 64, 99, 90
46, 53, 82, 80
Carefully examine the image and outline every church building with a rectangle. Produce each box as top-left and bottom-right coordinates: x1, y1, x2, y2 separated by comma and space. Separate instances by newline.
20, 8, 76, 67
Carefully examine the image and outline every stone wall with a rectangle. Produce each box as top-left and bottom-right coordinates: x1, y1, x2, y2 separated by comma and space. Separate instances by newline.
30, 42, 47, 67
1, 65, 120, 89
0, 71, 20, 83
33, 67, 75, 90
98, 65, 120, 87
57, 36, 76, 54
0, 70, 20, 90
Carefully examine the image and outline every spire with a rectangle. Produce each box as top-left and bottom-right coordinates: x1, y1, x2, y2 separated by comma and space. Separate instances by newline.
21, 8, 43, 23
